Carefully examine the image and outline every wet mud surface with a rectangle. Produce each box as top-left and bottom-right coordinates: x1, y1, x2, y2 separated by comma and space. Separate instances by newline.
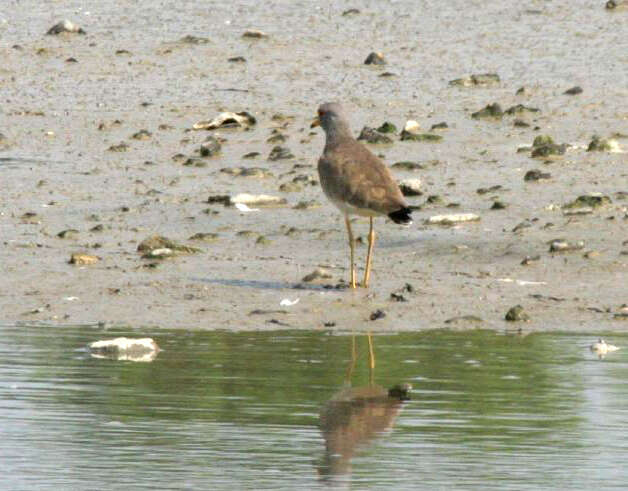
0, 1, 626, 331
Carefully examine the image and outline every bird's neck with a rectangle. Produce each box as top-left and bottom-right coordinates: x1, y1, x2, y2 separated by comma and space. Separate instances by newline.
324, 124, 354, 148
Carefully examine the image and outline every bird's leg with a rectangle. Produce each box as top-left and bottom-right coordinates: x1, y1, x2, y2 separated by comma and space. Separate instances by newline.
344, 215, 357, 288
363, 217, 376, 288
344, 334, 357, 383
367, 332, 375, 385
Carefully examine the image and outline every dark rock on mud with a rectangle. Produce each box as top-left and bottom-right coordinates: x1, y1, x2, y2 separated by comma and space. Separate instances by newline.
342, 8, 361, 15
564, 86, 583, 95
47, 20, 86, 35
179, 35, 210, 44
267, 130, 287, 144
137, 235, 201, 257
57, 229, 79, 239
69, 253, 99, 265
200, 136, 221, 156
302, 267, 332, 283
228, 56, 246, 63
400, 132, 443, 142
521, 255, 540, 265
491, 200, 508, 210
398, 178, 422, 196
471, 103, 503, 120
221, 167, 273, 178
293, 200, 321, 210
504, 104, 540, 115
268, 146, 294, 161
564, 193, 612, 209
392, 161, 425, 171
358, 126, 393, 144
370, 309, 386, 321
376, 122, 397, 134
242, 29, 268, 39
449, 73, 500, 87
364, 52, 386, 65
188, 233, 219, 242
108, 142, 130, 152
430, 122, 449, 131
183, 158, 207, 167
132, 129, 152, 140
279, 182, 303, 193
445, 315, 484, 325
505, 305, 530, 322
530, 135, 566, 158
587, 135, 618, 152
243, 151, 260, 159
514, 119, 530, 127
524, 169, 551, 181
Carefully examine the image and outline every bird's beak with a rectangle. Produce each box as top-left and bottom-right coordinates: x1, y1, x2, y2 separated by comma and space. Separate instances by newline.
310, 116, 320, 128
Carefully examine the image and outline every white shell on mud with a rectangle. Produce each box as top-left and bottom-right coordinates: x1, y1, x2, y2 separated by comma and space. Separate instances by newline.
193, 112, 256, 130
426, 213, 481, 225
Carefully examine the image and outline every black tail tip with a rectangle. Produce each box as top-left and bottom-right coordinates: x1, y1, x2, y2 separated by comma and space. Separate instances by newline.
388, 207, 413, 225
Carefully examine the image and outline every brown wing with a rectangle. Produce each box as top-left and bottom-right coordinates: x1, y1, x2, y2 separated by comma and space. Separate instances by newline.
318, 139, 407, 215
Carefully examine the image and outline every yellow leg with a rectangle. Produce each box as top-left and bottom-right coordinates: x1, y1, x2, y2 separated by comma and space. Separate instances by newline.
367, 332, 375, 385
344, 334, 357, 383
363, 217, 376, 288
344, 216, 357, 288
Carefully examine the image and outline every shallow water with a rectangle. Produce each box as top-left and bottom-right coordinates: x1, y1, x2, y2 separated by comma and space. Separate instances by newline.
2, 325, 627, 490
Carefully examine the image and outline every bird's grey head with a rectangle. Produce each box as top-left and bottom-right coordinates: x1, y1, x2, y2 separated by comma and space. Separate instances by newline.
316, 102, 352, 139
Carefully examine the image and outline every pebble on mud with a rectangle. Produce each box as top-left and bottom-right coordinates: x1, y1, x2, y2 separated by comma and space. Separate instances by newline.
179, 35, 210, 44
370, 309, 386, 321
108, 142, 130, 152
377, 122, 397, 134
46, 20, 86, 35
57, 229, 79, 239
530, 135, 566, 158
200, 136, 221, 156
132, 129, 152, 140
587, 135, 620, 152
524, 169, 551, 182
302, 267, 333, 283
137, 235, 201, 257
449, 73, 500, 87
364, 52, 386, 65
69, 253, 99, 265
471, 103, 503, 120
606, 0, 628, 9
398, 178, 422, 196
549, 239, 585, 252
426, 213, 480, 225
242, 29, 268, 39
268, 146, 294, 160
221, 167, 273, 178
564, 193, 612, 209
188, 233, 219, 242
564, 86, 583, 95
89, 337, 160, 362
444, 315, 484, 325
193, 111, 256, 130
358, 126, 393, 144
505, 305, 530, 322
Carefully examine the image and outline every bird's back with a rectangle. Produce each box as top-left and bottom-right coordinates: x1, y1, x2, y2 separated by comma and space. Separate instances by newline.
318, 138, 407, 217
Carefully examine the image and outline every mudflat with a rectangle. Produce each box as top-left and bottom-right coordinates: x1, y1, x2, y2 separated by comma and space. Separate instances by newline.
1, 1, 626, 331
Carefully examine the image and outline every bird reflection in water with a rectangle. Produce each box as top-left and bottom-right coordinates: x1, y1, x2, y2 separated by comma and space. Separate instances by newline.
317, 334, 411, 482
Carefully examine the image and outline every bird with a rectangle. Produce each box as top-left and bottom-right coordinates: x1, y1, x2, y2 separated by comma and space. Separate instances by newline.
311, 102, 412, 288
